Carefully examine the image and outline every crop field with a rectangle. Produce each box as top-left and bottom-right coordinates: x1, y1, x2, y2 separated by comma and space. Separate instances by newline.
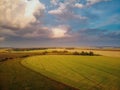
0, 48, 120, 90
0, 53, 76, 90
22, 55, 120, 90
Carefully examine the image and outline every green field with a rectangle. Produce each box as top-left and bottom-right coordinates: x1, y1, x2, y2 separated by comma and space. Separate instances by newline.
22, 55, 120, 90
0, 54, 75, 90
0, 48, 120, 90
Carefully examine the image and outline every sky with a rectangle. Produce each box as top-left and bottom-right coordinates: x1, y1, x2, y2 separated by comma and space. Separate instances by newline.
0, 0, 120, 47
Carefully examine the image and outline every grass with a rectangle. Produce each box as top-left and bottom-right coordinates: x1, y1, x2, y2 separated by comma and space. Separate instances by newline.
22, 55, 120, 90
0, 54, 76, 90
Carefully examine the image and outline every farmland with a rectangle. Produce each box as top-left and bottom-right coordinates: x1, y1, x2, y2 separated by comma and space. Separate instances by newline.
0, 48, 120, 90
22, 55, 120, 90
0, 53, 76, 90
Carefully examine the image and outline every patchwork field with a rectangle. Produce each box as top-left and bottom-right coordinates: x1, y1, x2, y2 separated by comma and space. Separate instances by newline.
22, 55, 120, 90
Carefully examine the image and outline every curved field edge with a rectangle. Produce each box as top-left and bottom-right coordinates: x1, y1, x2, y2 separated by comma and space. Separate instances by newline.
0, 58, 76, 90
21, 58, 79, 90
21, 55, 120, 90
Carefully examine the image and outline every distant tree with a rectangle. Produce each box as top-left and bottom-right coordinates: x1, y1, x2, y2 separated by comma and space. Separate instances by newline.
63, 50, 68, 53
52, 50, 58, 53
80, 51, 94, 56
85, 52, 89, 55
80, 51, 88, 55
89, 51, 94, 56
73, 51, 80, 55
80, 51, 85, 55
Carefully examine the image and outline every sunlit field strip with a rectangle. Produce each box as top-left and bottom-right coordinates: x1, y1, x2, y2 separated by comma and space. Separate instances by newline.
22, 55, 120, 90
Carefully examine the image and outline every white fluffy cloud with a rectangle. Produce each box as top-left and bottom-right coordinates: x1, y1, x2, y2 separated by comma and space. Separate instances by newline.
0, 0, 45, 29
86, 0, 109, 6
50, 0, 58, 5
48, 2, 86, 21
48, 3, 66, 15
75, 3, 84, 8
23, 25, 70, 39
74, 0, 110, 8
51, 25, 70, 38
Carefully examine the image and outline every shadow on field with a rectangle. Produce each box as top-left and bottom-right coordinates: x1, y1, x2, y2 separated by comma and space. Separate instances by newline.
0, 58, 78, 90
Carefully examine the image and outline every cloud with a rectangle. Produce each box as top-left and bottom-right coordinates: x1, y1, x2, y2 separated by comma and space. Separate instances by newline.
48, 2, 66, 15
23, 26, 51, 38
0, 37, 5, 41
48, 2, 87, 21
23, 25, 71, 39
51, 25, 70, 38
94, 14, 120, 28
101, 31, 120, 40
50, 0, 58, 5
75, 3, 84, 8
0, 0, 45, 29
73, 28, 120, 44
74, 0, 110, 8
0, 28, 17, 36
0, 0, 118, 47
86, 0, 110, 6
